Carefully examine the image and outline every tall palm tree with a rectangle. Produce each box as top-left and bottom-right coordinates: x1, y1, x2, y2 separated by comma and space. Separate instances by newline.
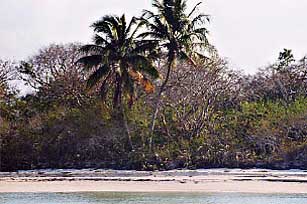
77, 14, 159, 150
140, 0, 211, 151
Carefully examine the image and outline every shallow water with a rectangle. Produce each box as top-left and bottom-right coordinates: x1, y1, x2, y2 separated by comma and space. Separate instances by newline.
1, 192, 307, 204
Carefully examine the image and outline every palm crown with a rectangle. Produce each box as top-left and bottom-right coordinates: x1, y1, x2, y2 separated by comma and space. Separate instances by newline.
77, 14, 159, 108
141, 0, 210, 66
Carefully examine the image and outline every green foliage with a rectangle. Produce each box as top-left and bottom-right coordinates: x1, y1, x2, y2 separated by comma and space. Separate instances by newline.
1, 3, 307, 172
277, 48, 295, 70
2, 59, 307, 171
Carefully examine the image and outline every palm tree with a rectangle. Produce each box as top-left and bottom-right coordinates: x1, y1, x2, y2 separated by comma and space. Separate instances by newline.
77, 14, 159, 150
140, 0, 211, 151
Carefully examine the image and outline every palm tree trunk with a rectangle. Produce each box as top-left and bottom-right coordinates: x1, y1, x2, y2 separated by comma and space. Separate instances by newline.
149, 60, 172, 152
114, 70, 133, 151
120, 102, 133, 151
0, 137, 2, 172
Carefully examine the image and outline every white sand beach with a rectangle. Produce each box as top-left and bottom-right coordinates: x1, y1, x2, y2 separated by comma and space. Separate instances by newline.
1, 169, 307, 193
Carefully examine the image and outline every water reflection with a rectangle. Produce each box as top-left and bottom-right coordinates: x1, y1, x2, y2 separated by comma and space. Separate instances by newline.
1, 192, 307, 204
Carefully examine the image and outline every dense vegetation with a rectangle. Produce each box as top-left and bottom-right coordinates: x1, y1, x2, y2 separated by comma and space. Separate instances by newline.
1, 0, 307, 171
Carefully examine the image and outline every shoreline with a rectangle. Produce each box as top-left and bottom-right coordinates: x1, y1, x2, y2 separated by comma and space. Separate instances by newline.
1, 168, 307, 194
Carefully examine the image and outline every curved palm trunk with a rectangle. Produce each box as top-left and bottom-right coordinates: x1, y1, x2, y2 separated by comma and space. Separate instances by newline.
149, 60, 173, 152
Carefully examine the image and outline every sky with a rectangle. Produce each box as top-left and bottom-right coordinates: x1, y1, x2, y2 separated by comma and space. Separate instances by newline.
1, 0, 307, 74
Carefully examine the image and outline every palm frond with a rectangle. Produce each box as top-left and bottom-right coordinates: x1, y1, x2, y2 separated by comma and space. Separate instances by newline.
127, 18, 145, 43
142, 17, 169, 40
79, 44, 105, 54
77, 55, 103, 71
92, 15, 122, 40
152, 0, 164, 11
87, 64, 110, 88
179, 51, 196, 66
186, 27, 209, 42
127, 55, 159, 79
91, 17, 113, 39
194, 51, 209, 61
193, 27, 209, 35
132, 40, 159, 54
188, 1, 202, 17
93, 34, 109, 46
119, 14, 127, 41
141, 9, 156, 19
126, 16, 137, 37
190, 14, 210, 29
137, 31, 165, 40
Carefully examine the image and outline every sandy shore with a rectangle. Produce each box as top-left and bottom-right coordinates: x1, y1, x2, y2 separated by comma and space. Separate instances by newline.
1, 169, 307, 193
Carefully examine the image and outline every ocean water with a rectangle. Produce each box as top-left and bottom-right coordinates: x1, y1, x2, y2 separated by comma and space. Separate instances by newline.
0, 192, 307, 204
